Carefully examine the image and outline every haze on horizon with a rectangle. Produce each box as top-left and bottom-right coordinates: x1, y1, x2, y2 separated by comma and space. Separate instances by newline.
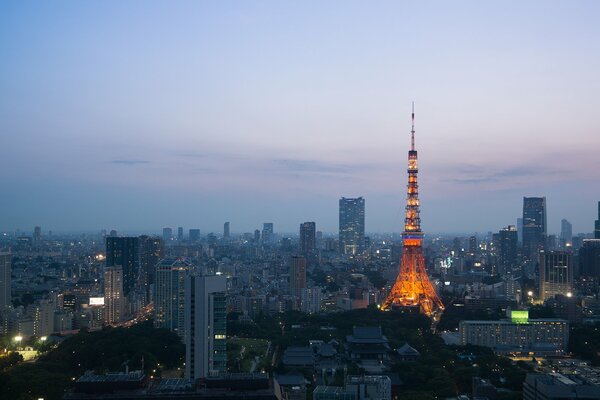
1, 1, 599, 235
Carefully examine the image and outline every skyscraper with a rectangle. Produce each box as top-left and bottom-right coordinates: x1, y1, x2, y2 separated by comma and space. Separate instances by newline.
106, 237, 140, 297
300, 222, 316, 254
139, 235, 164, 288
595, 201, 600, 239
498, 225, 518, 275
262, 223, 274, 244
560, 219, 573, 247
0, 252, 11, 309
153, 258, 193, 337
33, 226, 41, 243
539, 251, 573, 301
522, 197, 547, 260
185, 274, 227, 381
289, 255, 307, 298
189, 229, 200, 243
223, 222, 230, 239
104, 266, 124, 325
339, 197, 365, 255
177, 227, 184, 241
579, 239, 600, 278
163, 227, 173, 242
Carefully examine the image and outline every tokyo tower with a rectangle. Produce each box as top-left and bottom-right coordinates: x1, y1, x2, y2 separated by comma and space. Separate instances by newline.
380, 104, 444, 316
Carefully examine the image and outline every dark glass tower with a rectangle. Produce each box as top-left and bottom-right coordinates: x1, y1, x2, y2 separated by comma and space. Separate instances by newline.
106, 237, 140, 297
522, 197, 547, 260
498, 225, 518, 275
339, 197, 365, 255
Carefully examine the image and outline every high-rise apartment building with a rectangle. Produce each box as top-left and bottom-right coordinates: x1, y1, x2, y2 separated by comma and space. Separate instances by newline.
104, 266, 124, 325
106, 237, 140, 297
498, 225, 518, 275
0, 253, 11, 309
560, 219, 573, 247
262, 223, 274, 245
339, 197, 365, 255
223, 222, 230, 239
177, 227, 184, 241
163, 227, 173, 242
539, 251, 573, 301
153, 258, 193, 337
469, 236, 477, 256
289, 256, 307, 298
299, 222, 316, 254
185, 274, 227, 381
523, 197, 547, 260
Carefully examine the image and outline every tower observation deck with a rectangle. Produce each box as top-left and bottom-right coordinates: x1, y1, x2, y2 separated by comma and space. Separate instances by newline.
380, 105, 444, 317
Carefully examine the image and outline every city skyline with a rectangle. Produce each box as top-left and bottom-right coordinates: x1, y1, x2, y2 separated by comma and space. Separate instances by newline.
1, 2, 599, 233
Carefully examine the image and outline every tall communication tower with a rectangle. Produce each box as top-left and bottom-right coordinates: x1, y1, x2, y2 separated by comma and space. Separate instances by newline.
380, 104, 444, 317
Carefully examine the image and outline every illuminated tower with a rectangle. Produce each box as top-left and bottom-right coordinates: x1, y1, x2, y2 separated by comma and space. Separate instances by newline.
381, 105, 444, 316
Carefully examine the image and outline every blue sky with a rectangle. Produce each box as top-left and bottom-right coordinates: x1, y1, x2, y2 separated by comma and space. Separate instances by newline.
1, 1, 599, 234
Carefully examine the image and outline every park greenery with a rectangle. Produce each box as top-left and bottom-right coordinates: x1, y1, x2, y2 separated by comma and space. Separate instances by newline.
0, 321, 184, 400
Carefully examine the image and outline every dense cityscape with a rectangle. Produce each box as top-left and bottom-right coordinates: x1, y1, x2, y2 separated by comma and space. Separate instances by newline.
3, 2, 600, 400
2, 122, 600, 400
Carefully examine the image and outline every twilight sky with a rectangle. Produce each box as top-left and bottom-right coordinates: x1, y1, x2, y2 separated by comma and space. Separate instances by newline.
1, 1, 599, 235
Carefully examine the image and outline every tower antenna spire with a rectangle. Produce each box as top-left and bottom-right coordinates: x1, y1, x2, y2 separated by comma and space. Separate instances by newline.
411, 102, 415, 151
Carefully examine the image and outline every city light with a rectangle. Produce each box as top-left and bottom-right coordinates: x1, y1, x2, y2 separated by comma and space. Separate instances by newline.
14, 335, 23, 342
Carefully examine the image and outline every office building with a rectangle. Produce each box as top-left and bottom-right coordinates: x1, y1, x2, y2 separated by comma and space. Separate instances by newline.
498, 225, 518, 275
539, 251, 573, 301
0, 253, 10, 309
339, 197, 365, 255
189, 229, 200, 243
300, 222, 316, 254
177, 227, 184, 241
523, 197, 547, 260
524, 373, 600, 400
185, 274, 227, 381
459, 311, 568, 356
106, 237, 140, 297
560, 219, 573, 247
153, 258, 193, 337
224, 222, 230, 239
104, 266, 124, 325
262, 223, 274, 245
289, 256, 307, 298
579, 239, 600, 278
163, 227, 173, 242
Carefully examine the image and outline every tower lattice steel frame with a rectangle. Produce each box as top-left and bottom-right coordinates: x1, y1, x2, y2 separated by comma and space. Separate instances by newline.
381, 105, 444, 316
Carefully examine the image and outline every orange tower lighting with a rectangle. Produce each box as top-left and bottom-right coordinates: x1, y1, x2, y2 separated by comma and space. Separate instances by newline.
380, 104, 444, 317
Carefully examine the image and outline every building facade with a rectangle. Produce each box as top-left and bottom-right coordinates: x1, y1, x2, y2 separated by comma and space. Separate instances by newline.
523, 197, 547, 260
153, 258, 193, 337
289, 256, 307, 298
459, 311, 568, 356
539, 251, 573, 301
0, 252, 11, 309
300, 222, 316, 255
106, 237, 140, 297
104, 266, 124, 325
339, 197, 365, 255
185, 274, 227, 381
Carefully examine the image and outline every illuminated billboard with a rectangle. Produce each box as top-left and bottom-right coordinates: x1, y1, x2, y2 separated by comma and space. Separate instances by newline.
89, 297, 105, 306
511, 310, 529, 324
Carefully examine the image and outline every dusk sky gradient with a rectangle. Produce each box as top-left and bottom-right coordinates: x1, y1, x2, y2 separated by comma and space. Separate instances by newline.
1, 1, 599, 234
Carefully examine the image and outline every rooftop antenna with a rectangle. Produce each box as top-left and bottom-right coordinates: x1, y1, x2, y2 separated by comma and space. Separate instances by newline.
411, 102, 415, 151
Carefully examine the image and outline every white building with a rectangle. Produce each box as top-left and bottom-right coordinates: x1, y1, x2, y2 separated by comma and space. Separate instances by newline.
104, 266, 124, 325
185, 274, 227, 381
